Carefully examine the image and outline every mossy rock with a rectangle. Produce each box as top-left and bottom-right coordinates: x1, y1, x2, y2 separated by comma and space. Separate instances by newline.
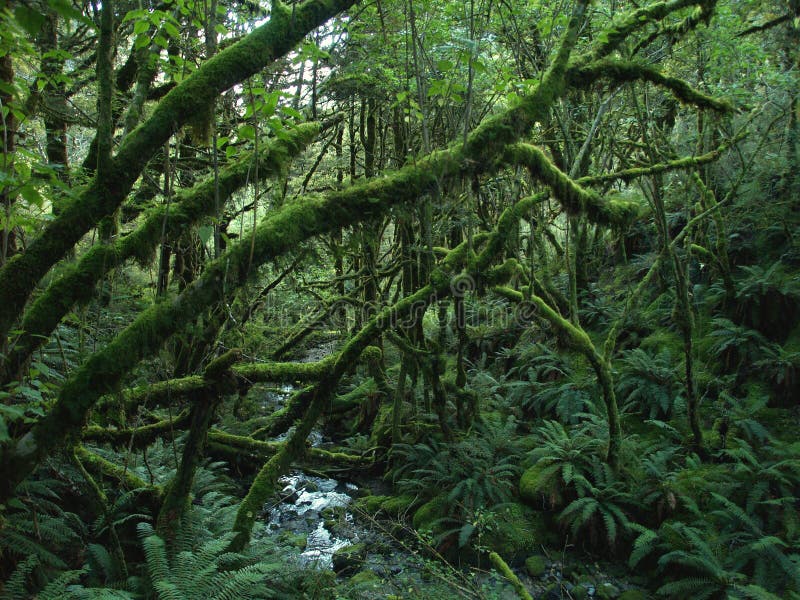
332, 542, 367, 575
525, 554, 546, 577
618, 590, 646, 600
571, 584, 589, 600
380, 493, 417, 517
482, 503, 555, 560
412, 493, 450, 532
349, 569, 381, 586
354, 494, 391, 514
595, 582, 621, 599
278, 532, 307, 550
520, 461, 561, 507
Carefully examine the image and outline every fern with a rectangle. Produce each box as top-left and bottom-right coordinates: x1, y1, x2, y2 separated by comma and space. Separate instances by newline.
136, 522, 290, 600
616, 347, 679, 419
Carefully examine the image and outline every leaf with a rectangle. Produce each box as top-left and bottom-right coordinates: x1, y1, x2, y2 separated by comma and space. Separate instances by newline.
135, 33, 151, 49
437, 59, 454, 72
237, 124, 256, 140
164, 22, 180, 39
134, 20, 150, 35
13, 6, 46, 35
47, 0, 94, 27
198, 225, 214, 245
458, 522, 475, 548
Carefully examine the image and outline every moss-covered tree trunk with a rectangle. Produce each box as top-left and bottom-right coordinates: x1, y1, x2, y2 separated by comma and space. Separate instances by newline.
0, 0, 357, 344
156, 350, 240, 546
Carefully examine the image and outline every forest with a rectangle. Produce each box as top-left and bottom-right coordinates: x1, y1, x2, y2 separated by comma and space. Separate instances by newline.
0, 0, 799, 597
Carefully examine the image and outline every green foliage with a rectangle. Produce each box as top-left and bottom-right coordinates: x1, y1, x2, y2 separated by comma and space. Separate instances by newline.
0, 478, 85, 573
391, 419, 523, 548
137, 522, 283, 600
500, 343, 598, 423
391, 419, 522, 513
521, 418, 606, 507
707, 318, 771, 372
616, 347, 679, 419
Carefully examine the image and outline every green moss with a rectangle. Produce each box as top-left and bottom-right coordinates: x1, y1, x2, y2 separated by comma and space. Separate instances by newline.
75, 445, 155, 493
568, 59, 732, 113
278, 532, 307, 549
412, 493, 450, 532
572, 585, 589, 600
482, 503, 554, 560
349, 569, 380, 586
332, 378, 378, 412
618, 590, 647, 600
525, 555, 547, 577
596, 582, 621, 599
489, 551, 534, 600
83, 410, 191, 449
501, 144, 638, 228
0, 0, 348, 355
380, 494, 417, 517
353, 494, 390, 514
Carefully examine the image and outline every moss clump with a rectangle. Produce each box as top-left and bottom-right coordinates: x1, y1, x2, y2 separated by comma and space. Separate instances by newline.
525, 555, 547, 577
353, 494, 390, 514
618, 591, 646, 600
380, 494, 417, 517
520, 462, 562, 507
278, 532, 307, 549
349, 569, 380, 586
482, 503, 554, 560
571, 585, 590, 600
596, 582, 621, 599
412, 494, 450, 532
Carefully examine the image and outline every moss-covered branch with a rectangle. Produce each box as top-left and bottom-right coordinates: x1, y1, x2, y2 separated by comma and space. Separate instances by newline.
74, 445, 159, 494
229, 187, 543, 549
0, 0, 355, 343
156, 350, 239, 544
206, 431, 365, 471
95, 357, 333, 417
568, 59, 732, 112
576, 133, 742, 186
500, 146, 639, 227
496, 285, 622, 469
1, 124, 319, 384
0, 0, 713, 503
581, 0, 714, 62
489, 552, 534, 600
82, 410, 191, 449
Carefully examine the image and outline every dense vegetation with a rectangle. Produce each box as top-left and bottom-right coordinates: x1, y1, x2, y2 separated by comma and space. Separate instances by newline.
1, 0, 799, 597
